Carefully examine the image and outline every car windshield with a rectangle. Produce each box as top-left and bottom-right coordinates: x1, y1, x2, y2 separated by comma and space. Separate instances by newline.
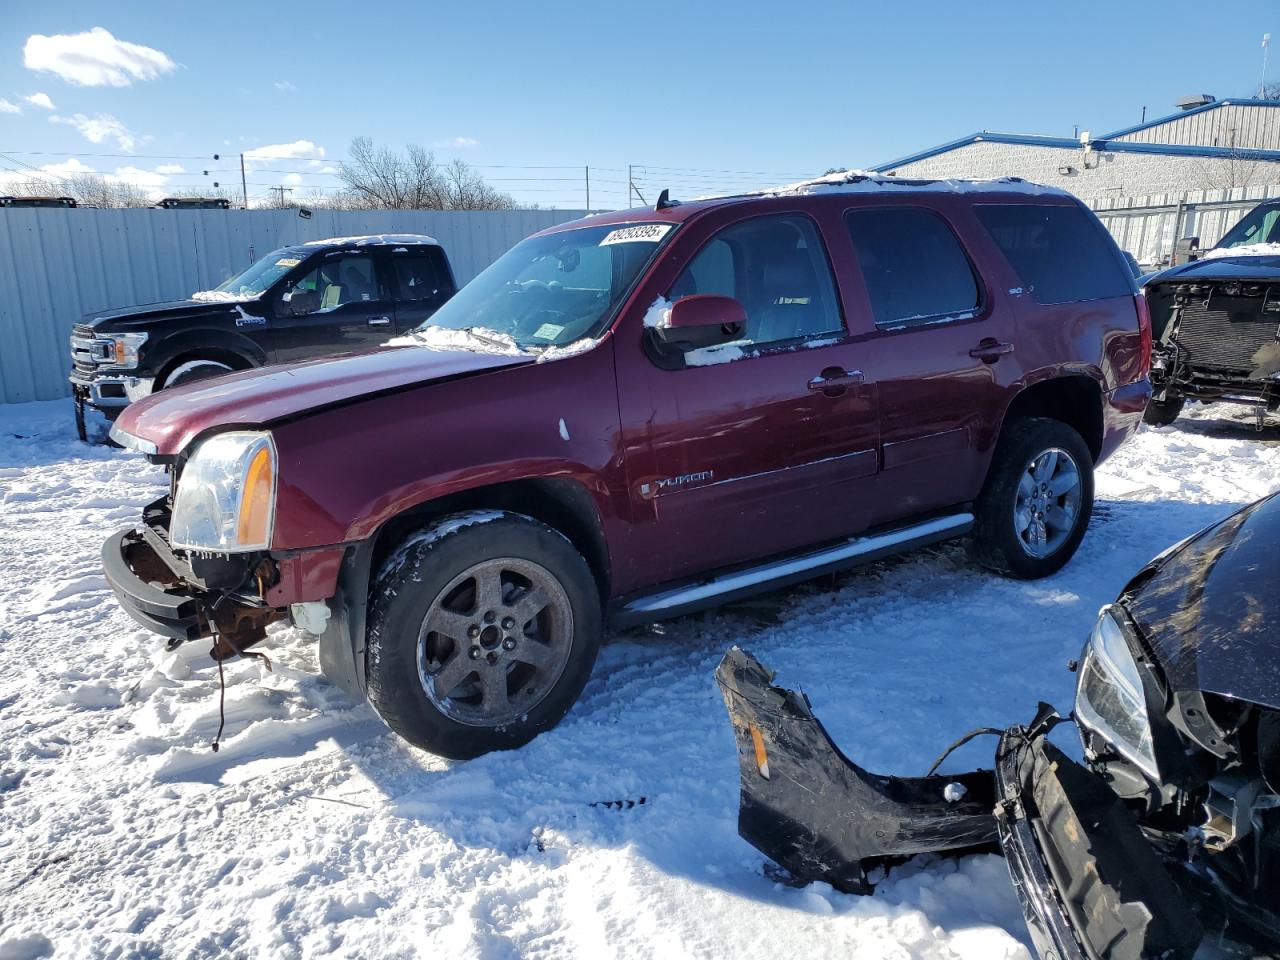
413, 222, 674, 350
207, 248, 307, 298
1216, 203, 1280, 249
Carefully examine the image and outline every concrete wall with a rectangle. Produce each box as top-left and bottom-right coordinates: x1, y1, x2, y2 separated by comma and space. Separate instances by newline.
879, 139, 1280, 197
0, 206, 588, 403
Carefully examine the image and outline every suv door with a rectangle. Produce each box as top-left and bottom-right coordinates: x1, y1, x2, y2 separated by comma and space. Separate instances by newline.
271, 250, 397, 362
388, 246, 456, 334
617, 211, 880, 585
842, 203, 1024, 525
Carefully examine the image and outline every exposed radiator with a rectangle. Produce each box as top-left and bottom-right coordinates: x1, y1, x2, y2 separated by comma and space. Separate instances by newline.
1176, 297, 1280, 373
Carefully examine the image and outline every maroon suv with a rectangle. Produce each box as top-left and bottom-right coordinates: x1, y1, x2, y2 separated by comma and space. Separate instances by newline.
104, 173, 1152, 758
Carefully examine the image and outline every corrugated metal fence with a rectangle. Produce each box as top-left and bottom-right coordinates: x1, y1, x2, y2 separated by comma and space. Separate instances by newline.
0, 207, 587, 404
1087, 184, 1280, 267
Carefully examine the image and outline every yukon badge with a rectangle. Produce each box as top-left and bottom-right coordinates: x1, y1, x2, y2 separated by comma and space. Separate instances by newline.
638, 471, 715, 498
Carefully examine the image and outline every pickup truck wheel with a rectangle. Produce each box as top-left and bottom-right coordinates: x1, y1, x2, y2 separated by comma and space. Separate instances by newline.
1141, 395, 1184, 426
162, 359, 233, 389
971, 417, 1093, 579
365, 511, 602, 759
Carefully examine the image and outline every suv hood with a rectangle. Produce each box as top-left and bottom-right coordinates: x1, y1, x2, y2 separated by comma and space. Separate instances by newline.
112, 344, 534, 456
1122, 492, 1280, 711
1144, 256, 1280, 286
83, 298, 250, 332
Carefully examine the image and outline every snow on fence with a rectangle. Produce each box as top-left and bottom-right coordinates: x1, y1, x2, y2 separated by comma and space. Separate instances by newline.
1086, 183, 1280, 268
0, 206, 588, 404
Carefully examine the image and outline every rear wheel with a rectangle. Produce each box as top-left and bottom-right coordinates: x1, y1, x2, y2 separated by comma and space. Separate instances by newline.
162, 359, 234, 389
971, 417, 1093, 579
365, 511, 602, 759
1142, 395, 1184, 427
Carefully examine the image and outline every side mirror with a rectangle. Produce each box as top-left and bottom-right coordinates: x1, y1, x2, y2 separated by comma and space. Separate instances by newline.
652, 294, 746, 350
282, 288, 320, 316
1173, 236, 1201, 264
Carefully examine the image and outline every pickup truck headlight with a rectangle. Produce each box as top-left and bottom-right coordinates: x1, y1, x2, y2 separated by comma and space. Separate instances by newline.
98, 332, 148, 368
170, 431, 276, 553
1074, 605, 1159, 780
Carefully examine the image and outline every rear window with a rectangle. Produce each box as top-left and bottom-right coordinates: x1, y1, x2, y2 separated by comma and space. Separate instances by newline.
976, 204, 1132, 305
845, 207, 980, 329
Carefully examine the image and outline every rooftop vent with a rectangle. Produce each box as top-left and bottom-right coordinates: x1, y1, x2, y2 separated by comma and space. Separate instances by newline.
1176, 94, 1216, 111
155, 197, 231, 210
0, 195, 76, 208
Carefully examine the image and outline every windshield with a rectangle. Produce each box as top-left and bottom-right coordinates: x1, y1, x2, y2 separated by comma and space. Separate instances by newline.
1215, 203, 1280, 249
209, 248, 307, 298
416, 222, 674, 349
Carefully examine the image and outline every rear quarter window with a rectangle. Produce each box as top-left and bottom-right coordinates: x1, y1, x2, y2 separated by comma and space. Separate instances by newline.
976, 204, 1132, 304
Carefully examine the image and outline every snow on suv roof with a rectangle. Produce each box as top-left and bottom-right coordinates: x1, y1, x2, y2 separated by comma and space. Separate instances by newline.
302, 233, 440, 247
738, 168, 1071, 200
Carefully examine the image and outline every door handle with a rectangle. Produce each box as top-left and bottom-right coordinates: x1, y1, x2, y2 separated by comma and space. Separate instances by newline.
807, 368, 866, 393
368, 316, 392, 327
969, 339, 1015, 363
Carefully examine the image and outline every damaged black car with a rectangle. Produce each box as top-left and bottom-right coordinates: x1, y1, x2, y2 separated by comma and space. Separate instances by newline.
717, 491, 1280, 959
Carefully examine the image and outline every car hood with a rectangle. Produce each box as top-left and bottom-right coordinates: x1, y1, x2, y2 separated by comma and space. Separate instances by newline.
1143, 256, 1280, 286
82, 298, 246, 331
113, 344, 534, 456
1122, 492, 1280, 711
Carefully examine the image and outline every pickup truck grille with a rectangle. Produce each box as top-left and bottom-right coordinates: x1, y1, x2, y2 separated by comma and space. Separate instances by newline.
69, 324, 103, 378
1176, 298, 1280, 374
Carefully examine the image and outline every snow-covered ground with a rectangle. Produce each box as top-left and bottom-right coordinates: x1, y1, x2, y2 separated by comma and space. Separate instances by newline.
1, 399, 1277, 960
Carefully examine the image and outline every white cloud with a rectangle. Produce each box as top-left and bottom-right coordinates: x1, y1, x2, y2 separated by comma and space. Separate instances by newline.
244, 139, 325, 161
274, 80, 296, 92
0, 98, 20, 114
283, 172, 303, 185
433, 136, 479, 149
23, 92, 55, 110
0, 156, 183, 198
23, 27, 176, 88
154, 163, 185, 174
50, 113, 140, 151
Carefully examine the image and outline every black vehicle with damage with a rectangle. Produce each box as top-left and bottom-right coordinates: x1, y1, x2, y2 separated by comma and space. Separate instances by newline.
1143, 199, 1280, 427
70, 234, 455, 440
718, 491, 1280, 959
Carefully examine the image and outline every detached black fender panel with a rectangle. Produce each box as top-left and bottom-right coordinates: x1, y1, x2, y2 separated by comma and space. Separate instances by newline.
715, 646, 998, 893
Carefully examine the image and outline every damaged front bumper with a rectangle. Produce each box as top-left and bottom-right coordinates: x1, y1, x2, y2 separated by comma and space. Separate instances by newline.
716, 647, 1206, 960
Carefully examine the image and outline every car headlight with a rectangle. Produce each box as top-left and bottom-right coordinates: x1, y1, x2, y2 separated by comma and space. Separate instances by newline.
98, 332, 148, 368
170, 431, 277, 553
1074, 605, 1159, 780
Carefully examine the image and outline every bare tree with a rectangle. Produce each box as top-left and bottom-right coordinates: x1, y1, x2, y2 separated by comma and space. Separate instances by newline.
338, 137, 514, 210
1260, 82, 1280, 100
3, 173, 151, 207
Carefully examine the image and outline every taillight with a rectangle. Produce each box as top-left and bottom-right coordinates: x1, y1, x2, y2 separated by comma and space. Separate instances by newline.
1134, 293, 1152, 376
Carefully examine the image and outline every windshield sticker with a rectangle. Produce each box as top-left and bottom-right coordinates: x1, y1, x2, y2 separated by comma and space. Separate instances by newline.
600, 224, 672, 246
275, 257, 302, 267
532, 322, 565, 341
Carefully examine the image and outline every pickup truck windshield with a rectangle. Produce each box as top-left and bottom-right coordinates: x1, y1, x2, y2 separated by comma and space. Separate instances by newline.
210, 248, 306, 298
417, 223, 674, 349
1216, 203, 1280, 249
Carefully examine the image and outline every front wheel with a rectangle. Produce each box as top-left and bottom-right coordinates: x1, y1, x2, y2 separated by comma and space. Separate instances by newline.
365, 511, 602, 759
971, 417, 1094, 579
1142, 395, 1184, 427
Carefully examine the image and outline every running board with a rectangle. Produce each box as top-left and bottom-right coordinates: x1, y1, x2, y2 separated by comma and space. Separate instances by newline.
613, 512, 973, 625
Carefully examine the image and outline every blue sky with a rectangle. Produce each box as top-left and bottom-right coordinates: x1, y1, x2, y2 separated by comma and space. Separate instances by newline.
1, 0, 1277, 207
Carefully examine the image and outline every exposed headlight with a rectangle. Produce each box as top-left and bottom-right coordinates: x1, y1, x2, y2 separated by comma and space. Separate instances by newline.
170, 431, 276, 553
97, 332, 148, 368
1075, 605, 1159, 779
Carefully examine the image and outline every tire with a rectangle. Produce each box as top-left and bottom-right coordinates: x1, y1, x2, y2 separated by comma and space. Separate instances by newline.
1142, 395, 1184, 427
162, 359, 234, 389
971, 417, 1094, 579
365, 511, 603, 759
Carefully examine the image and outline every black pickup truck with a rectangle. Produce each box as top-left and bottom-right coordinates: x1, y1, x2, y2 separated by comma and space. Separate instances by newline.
70, 234, 456, 440
1143, 200, 1280, 427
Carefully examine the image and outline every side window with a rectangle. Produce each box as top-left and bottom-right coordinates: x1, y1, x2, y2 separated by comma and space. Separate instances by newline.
286, 254, 379, 312
393, 250, 450, 302
976, 204, 1133, 305
668, 215, 844, 348
845, 207, 980, 329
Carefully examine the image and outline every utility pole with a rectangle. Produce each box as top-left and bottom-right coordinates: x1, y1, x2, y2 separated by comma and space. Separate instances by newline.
270, 185, 293, 208
240, 154, 248, 209
1262, 33, 1272, 97
584, 166, 590, 212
